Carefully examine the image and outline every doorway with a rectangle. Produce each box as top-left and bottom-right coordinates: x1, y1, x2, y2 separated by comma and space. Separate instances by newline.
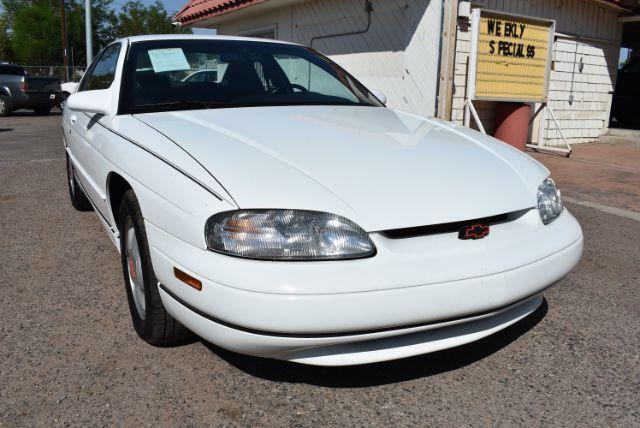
610, 21, 640, 129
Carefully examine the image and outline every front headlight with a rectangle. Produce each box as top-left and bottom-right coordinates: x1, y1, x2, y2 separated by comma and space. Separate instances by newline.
205, 210, 376, 261
537, 178, 563, 224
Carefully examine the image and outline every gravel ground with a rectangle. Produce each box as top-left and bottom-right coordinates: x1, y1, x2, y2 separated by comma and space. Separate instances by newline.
0, 113, 639, 426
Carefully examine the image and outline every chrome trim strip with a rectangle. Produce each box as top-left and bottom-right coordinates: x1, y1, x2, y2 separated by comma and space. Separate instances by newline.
87, 114, 227, 202
133, 115, 239, 207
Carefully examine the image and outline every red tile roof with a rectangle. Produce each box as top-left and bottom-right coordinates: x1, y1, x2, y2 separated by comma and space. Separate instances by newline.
173, 0, 639, 27
174, 0, 268, 26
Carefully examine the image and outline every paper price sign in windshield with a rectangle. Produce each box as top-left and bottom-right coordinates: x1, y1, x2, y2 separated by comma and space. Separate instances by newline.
469, 9, 555, 102
148, 48, 191, 73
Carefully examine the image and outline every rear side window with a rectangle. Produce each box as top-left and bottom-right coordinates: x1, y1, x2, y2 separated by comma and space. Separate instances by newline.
0, 65, 26, 76
79, 44, 121, 91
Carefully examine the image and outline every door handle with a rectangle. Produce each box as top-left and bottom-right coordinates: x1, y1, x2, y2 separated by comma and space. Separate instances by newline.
70, 114, 77, 124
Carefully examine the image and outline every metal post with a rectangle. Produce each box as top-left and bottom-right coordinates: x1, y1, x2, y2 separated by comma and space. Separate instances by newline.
526, 103, 572, 157
60, 0, 69, 81
85, 0, 93, 67
436, 0, 459, 120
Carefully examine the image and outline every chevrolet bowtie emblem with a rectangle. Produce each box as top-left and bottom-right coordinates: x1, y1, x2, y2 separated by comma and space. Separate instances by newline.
459, 223, 490, 240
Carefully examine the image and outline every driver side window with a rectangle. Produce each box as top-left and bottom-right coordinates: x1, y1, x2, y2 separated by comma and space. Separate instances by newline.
79, 44, 121, 92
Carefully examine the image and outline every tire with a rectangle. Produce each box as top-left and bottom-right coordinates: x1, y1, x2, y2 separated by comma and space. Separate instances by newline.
118, 189, 192, 346
66, 154, 93, 211
34, 106, 51, 116
0, 95, 12, 117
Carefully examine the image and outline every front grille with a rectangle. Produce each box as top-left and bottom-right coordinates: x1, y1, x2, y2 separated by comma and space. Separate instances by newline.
381, 213, 511, 239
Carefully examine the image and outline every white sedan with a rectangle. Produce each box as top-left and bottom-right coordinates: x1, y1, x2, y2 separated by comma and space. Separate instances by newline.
63, 35, 583, 366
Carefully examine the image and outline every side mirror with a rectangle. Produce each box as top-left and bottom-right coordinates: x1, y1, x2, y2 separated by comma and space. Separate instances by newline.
371, 89, 387, 105
67, 89, 112, 115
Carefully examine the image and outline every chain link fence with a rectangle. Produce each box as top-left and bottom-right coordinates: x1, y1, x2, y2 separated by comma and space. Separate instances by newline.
21, 66, 85, 82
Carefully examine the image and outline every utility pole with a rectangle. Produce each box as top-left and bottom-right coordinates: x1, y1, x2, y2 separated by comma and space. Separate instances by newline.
85, 0, 93, 67
60, 0, 69, 81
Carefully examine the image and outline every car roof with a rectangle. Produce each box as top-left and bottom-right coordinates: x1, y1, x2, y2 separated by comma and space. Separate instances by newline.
120, 34, 301, 47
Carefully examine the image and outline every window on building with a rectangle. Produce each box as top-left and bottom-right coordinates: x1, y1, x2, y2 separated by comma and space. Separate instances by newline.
240, 26, 277, 40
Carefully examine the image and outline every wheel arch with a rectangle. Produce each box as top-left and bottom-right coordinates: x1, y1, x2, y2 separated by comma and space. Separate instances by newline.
102, 130, 235, 248
107, 171, 133, 231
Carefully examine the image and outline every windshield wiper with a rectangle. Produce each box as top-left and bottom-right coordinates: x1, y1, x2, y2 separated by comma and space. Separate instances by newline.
128, 99, 370, 114
129, 100, 229, 113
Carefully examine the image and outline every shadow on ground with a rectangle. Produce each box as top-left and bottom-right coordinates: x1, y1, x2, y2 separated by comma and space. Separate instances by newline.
203, 299, 548, 387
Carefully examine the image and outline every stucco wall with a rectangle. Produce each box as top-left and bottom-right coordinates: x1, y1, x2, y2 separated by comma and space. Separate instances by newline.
216, 0, 443, 117
204, 0, 622, 145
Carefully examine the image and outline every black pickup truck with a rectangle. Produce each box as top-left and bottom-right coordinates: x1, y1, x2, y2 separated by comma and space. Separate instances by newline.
0, 64, 62, 116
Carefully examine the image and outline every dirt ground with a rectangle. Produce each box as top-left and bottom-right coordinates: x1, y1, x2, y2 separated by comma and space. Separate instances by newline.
530, 141, 640, 214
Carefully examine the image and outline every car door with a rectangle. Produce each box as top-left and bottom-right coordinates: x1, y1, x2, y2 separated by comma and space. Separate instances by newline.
66, 43, 121, 219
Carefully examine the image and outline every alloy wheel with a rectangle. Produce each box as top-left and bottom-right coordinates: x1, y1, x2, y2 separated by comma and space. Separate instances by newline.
125, 218, 146, 320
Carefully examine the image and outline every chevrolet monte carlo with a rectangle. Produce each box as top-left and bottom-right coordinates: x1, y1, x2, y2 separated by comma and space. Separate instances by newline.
63, 35, 583, 366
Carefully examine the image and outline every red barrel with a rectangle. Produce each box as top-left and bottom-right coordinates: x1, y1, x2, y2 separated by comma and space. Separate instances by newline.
494, 103, 531, 151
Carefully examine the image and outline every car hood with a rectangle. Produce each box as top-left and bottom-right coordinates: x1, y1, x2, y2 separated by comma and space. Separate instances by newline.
135, 106, 548, 232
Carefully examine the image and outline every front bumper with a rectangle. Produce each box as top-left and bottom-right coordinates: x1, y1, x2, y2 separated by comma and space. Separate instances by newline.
25, 91, 61, 108
146, 209, 583, 365
160, 288, 544, 366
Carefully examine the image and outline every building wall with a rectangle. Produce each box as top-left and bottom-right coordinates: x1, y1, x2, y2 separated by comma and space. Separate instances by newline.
216, 0, 443, 117
452, 0, 623, 146
205, 0, 622, 145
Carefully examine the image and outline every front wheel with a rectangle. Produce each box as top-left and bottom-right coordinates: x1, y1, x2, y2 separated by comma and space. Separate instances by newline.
118, 189, 192, 346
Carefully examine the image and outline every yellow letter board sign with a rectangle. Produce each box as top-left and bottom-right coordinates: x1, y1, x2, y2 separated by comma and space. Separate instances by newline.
468, 9, 555, 103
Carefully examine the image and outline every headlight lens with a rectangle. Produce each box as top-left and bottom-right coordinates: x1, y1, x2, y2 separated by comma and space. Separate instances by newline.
205, 210, 376, 261
537, 178, 563, 224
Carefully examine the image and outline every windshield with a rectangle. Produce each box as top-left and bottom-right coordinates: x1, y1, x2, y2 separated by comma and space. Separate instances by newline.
0, 65, 26, 76
119, 40, 383, 114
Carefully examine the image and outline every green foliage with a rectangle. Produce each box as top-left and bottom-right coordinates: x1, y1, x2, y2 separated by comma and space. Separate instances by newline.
11, 1, 61, 65
114, 1, 187, 38
2, 0, 116, 66
0, 0, 28, 61
0, 12, 13, 61
65, 0, 117, 66
0, 0, 26, 21
1, 0, 186, 67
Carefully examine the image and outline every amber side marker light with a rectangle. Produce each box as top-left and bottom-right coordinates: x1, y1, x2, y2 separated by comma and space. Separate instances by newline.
173, 267, 202, 291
